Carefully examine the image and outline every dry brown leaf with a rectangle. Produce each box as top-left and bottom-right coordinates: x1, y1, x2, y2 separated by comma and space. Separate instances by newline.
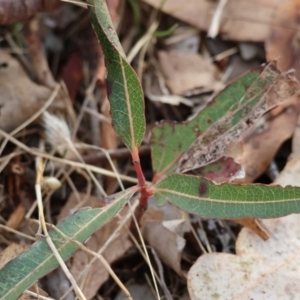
0, 53, 53, 134
187, 156, 300, 300
234, 95, 300, 183
143, 0, 282, 42
158, 50, 220, 95
0, 243, 29, 269
0, 0, 61, 24
18, 286, 50, 300
265, 0, 300, 79
25, 16, 56, 88
56, 193, 132, 300
141, 201, 190, 277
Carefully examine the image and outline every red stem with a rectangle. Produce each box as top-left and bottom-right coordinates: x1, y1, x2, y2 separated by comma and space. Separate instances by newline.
133, 158, 148, 208
132, 147, 150, 209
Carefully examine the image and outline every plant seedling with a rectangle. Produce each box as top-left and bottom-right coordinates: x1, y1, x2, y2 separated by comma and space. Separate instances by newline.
0, 1, 300, 299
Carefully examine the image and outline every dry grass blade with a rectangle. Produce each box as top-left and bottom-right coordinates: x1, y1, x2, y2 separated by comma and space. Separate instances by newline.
0, 128, 138, 184
50, 225, 133, 299
35, 152, 86, 300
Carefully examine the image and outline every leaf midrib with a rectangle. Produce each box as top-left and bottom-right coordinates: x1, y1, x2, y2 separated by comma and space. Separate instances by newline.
154, 187, 299, 204
0, 188, 134, 299
119, 55, 135, 151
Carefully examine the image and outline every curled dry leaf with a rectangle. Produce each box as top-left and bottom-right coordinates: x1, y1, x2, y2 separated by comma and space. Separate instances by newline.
56, 193, 132, 300
0, 0, 61, 25
187, 157, 300, 300
0, 54, 53, 134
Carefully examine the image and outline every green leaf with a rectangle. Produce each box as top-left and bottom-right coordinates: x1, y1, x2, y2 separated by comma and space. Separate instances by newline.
153, 23, 178, 37
153, 174, 300, 219
151, 63, 299, 176
88, 0, 145, 152
0, 188, 137, 300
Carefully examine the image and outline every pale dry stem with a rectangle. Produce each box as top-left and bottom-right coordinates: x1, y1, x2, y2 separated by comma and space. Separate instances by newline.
126, 199, 161, 299
0, 129, 138, 184
23, 290, 54, 300
186, 214, 208, 254
207, 0, 228, 38
35, 152, 86, 300
50, 225, 133, 300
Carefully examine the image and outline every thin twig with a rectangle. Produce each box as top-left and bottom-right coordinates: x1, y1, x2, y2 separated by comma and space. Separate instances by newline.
127, 200, 161, 299
0, 129, 139, 184
5, 32, 33, 74
72, 75, 97, 140
197, 218, 213, 253
0, 150, 24, 173
151, 248, 173, 300
35, 152, 86, 300
23, 290, 54, 300
207, 0, 228, 38
61, 0, 89, 8
83, 107, 111, 124
58, 199, 139, 299
51, 225, 133, 300
185, 214, 208, 254
66, 138, 107, 197
74, 143, 126, 190
0, 224, 36, 241
77, 144, 150, 164
127, 20, 159, 64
